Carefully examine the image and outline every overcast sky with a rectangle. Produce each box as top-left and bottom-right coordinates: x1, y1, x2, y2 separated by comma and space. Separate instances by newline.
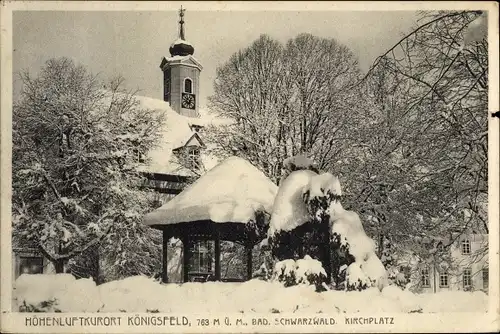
13, 10, 419, 107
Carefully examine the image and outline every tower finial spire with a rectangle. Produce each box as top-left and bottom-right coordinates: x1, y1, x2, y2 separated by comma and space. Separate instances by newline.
179, 6, 186, 40
169, 6, 194, 56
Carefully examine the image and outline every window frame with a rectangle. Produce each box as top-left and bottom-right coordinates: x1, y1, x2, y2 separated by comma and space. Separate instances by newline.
461, 239, 471, 255
482, 268, 489, 289
421, 267, 430, 287
463, 267, 472, 288
189, 240, 212, 274
439, 271, 449, 288
17, 255, 44, 278
184, 78, 193, 94
186, 146, 201, 170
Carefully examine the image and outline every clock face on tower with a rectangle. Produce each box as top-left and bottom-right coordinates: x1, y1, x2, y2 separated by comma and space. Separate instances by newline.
182, 93, 196, 110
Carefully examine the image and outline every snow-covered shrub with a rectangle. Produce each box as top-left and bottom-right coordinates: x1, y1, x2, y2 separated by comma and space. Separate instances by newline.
253, 262, 272, 281
14, 274, 102, 312
268, 155, 387, 291
272, 256, 327, 291
268, 169, 321, 261
387, 266, 410, 289
330, 204, 388, 291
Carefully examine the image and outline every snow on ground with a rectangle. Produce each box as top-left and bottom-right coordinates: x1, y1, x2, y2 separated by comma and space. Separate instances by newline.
13, 274, 489, 313
15, 274, 102, 312
144, 157, 278, 226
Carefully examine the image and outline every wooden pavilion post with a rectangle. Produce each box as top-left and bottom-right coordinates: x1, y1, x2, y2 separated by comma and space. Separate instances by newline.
162, 229, 169, 283
214, 227, 221, 281
182, 234, 191, 283
245, 243, 253, 280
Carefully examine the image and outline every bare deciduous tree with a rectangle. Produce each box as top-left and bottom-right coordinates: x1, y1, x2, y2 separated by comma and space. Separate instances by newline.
207, 34, 367, 183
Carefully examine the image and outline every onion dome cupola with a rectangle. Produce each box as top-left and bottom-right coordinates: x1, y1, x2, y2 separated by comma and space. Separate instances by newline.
160, 6, 202, 118
169, 6, 195, 57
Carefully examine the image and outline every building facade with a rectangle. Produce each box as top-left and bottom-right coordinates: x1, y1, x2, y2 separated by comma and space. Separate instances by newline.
414, 233, 488, 293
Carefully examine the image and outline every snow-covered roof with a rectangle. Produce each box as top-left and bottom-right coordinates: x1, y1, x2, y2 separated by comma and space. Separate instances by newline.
132, 94, 227, 176
143, 156, 278, 226
160, 55, 203, 70
170, 38, 193, 48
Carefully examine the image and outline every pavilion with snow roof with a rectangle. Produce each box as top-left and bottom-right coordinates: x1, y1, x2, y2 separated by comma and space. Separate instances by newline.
144, 157, 278, 283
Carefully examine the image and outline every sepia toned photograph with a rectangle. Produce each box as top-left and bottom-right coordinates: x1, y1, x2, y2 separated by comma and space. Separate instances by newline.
1, 1, 498, 333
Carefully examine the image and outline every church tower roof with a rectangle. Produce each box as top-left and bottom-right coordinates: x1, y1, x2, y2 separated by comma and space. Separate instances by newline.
169, 6, 195, 57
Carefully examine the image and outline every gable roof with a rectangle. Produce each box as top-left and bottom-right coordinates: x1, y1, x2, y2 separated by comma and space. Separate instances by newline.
172, 132, 206, 151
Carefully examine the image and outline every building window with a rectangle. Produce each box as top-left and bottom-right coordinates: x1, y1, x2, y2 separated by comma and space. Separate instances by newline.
19, 256, 44, 276
189, 240, 212, 274
439, 271, 449, 288
133, 148, 145, 163
482, 268, 488, 289
187, 147, 201, 170
421, 268, 430, 287
461, 239, 471, 255
463, 268, 472, 288
184, 78, 193, 93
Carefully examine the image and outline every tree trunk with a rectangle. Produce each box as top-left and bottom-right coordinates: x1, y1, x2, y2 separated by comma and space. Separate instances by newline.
54, 259, 65, 273
245, 244, 253, 280
377, 233, 384, 259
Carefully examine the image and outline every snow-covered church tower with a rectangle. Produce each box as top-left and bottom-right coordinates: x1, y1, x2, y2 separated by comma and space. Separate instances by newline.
159, 7, 202, 118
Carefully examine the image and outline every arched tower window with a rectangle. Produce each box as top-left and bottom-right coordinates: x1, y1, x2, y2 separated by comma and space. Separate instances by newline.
184, 78, 193, 93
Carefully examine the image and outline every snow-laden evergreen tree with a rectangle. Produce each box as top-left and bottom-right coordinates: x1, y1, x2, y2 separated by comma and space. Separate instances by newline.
268, 155, 387, 291
12, 58, 165, 279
